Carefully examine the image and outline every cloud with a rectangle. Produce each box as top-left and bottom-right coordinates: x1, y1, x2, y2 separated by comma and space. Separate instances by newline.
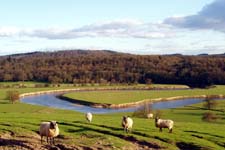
164, 0, 225, 32
0, 20, 174, 40
0, 27, 21, 37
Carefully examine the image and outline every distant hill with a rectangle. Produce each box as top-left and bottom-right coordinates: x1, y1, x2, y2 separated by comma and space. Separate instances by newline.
2, 50, 128, 58
0, 50, 224, 87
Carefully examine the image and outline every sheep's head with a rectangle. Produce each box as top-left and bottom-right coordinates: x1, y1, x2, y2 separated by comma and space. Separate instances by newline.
155, 116, 160, 122
122, 116, 128, 122
50, 121, 58, 129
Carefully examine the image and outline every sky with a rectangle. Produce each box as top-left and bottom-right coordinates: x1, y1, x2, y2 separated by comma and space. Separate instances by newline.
0, 0, 225, 55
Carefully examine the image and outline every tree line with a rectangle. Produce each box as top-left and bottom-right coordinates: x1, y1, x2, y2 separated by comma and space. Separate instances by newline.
0, 50, 224, 88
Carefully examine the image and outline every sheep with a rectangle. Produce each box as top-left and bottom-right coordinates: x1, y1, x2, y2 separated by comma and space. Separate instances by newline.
155, 117, 174, 133
147, 113, 154, 119
85, 112, 93, 123
122, 116, 133, 133
39, 121, 59, 144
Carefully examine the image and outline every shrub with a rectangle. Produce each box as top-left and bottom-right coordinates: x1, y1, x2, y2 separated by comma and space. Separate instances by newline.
35, 84, 45, 88
7, 90, 20, 104
44, 83, 50, 87
202, 112, 218, 122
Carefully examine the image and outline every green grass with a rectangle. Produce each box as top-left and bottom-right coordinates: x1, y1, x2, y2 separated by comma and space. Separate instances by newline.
0, 83, 225, 149
0, 100, 225, 149
63, 85, 225, 104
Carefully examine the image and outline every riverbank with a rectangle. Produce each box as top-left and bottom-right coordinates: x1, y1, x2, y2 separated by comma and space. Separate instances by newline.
19, 84, 189, 98
60, 85, 225, 108
19, 85, 225, 109
59, 93, 225, 108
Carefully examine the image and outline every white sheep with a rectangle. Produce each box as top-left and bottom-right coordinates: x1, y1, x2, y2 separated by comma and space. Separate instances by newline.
155, 117, 174, 133
147, 113, 154, 119
39, 121, 59, 144
122, 116, 133, 133
85, 112, 93, 123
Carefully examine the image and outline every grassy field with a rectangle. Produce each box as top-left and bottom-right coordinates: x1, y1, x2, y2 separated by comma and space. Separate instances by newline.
63, 85, 225, 104
0, 82, 225, 149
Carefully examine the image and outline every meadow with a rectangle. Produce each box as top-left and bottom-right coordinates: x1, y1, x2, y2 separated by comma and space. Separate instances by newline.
0, 82, 224, 149
63, 85, 225, 104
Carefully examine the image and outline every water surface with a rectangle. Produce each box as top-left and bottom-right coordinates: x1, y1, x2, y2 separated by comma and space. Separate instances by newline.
21, 93, 212, 114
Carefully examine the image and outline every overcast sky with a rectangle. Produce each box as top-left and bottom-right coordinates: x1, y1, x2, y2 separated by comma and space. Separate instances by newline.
0, 0, 225, 55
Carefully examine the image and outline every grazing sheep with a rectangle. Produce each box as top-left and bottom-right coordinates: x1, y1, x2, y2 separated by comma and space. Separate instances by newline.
85, 112, 93, 123
122, 116, 133, 133
155, 117, 174, 133
147, 113, 154, 119
39, 121, 59, 144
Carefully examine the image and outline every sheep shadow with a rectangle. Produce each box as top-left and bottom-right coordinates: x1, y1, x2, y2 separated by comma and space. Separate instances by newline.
0, 138, 33, 149
69, 121, 170, 142
59, 121, 161, 149
74, 121, 122, 131
73, 121, 170, 144
72, 121, 158, 139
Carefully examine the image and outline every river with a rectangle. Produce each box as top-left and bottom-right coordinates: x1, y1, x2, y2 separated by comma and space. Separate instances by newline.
20, 92, 215, 114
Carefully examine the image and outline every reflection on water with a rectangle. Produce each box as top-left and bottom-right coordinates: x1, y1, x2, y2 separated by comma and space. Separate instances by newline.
21, 93, 217, 114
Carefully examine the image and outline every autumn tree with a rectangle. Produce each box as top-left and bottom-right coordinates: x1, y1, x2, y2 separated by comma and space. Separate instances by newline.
0, 50, 224, 87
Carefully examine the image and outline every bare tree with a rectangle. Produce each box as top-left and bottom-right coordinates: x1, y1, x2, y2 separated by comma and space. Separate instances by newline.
203, 96, 217, 110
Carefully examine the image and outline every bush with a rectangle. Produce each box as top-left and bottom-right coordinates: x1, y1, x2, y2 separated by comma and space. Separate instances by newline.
7, 90, 20, 104
202, 112, 218, 122
44, 83, 50, 87
35, 84, 45, 88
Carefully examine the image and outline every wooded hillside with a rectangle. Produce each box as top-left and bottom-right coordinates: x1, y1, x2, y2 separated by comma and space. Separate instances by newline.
0, 50, 224, 87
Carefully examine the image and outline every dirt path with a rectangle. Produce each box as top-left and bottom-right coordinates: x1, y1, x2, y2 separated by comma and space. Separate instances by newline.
0, 131, 161, 150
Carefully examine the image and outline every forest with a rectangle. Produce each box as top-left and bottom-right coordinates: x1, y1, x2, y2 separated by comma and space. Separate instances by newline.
0, 50, 224, 88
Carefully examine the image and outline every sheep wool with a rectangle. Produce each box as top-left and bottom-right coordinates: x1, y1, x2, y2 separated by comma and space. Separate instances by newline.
39, 121, 59, 144
155, 117, 174, 133
86, 112, 93, 123
147, 113, 154, 119
122, 116, 133, 133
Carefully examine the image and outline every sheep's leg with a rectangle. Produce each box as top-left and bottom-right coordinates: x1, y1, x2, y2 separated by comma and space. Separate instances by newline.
124, 127, 126, 133
169, 128, 172, 133
50, 137, 53, 145
47, 137, 49, 144
129, 128, 132, 133
41, 136, 43, 144
159, 128, 162, 132
53, 137, 55, 145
